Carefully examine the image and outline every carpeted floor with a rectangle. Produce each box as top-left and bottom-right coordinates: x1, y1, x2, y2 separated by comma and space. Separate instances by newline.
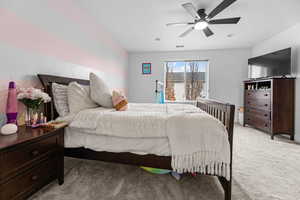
29, 125, 300, 200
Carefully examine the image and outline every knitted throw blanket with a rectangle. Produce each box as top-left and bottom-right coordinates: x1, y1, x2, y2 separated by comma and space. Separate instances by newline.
166, 112, 230, 180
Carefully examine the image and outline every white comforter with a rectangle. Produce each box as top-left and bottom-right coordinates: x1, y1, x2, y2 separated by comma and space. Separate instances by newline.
67, 103, 231, 180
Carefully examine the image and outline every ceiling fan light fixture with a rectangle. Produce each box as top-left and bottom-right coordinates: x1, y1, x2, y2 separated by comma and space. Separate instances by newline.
194, 21, 208, 30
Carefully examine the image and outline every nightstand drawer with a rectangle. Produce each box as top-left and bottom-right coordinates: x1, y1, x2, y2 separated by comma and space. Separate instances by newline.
1, 135, 58, 178
0, 157, 57, 200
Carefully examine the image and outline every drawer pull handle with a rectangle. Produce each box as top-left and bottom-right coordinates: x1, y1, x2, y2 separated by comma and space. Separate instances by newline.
264, 104, 268, 107
264, 114, 268, 117
31, 175, 38, 181
264, 94, 268, 96
31, 150, 39, 156
265, 124, 268, 127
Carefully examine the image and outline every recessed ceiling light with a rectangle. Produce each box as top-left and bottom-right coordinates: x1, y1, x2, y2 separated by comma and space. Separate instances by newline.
155, 38, 161, 41
227, 34, 234, 38
176, 45, 184, 48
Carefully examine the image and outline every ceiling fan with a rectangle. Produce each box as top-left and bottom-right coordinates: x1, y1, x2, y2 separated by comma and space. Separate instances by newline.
167, 0, 241, 37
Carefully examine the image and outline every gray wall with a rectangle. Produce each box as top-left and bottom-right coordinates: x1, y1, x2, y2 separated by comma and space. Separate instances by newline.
252, 22, 300, 142
128, 48, 251, 113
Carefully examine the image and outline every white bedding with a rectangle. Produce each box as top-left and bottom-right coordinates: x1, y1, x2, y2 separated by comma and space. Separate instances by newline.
61, 103, 231, 180
64, 127, 171, 156
68, 103, 202, 138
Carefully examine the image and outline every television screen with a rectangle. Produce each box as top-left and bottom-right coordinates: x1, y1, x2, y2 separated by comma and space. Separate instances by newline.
248, 48, 291, 79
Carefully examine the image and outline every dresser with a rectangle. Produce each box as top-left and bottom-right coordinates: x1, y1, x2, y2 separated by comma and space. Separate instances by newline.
0, 126, 65, 200
244, 77, 295, 140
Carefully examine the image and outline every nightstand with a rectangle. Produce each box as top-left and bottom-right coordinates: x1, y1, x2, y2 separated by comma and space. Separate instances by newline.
0, 126, 65, 200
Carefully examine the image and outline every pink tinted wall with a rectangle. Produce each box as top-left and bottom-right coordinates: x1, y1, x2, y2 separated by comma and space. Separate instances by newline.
0, 1, 128, 114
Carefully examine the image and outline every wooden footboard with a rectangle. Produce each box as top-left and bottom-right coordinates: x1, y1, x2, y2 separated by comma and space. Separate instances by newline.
38, 74, 235, 200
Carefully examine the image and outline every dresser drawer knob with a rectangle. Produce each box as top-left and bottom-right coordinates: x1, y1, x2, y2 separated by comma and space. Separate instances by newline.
31, 175, 38, 181
265, 124, 268, 127
264, 104, 268, 107
31, 150, 39, 156
264, 114, 268, 117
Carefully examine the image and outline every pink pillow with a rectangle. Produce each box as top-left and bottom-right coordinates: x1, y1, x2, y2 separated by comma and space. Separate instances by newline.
112, 91, 128, 111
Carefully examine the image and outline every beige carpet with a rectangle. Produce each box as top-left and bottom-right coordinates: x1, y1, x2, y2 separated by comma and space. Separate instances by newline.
29, 125, 300, 200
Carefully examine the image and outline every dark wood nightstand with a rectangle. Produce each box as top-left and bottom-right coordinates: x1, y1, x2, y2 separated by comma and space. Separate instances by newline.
0, 126, 65, 200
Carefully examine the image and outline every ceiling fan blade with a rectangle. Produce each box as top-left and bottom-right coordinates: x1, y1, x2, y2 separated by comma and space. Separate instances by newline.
166, 22, 195, 27
182, 3, 200, 19
208, 0, 237, 19
209, 17, 241, 24
179, 27, 194, 38
203, 27, 214, 37
197, 9, 207, 19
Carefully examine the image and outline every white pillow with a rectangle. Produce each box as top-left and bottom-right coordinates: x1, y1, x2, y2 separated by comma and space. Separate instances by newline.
89, 73, 113, 108
52, 83, 69, 117
68, 82, 98, 114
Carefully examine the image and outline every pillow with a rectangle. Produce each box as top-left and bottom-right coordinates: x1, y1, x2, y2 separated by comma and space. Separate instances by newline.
68, 82, 98, 114
52, 83, 69, 117
112, 90, 128, 111
89, 73, 113, 108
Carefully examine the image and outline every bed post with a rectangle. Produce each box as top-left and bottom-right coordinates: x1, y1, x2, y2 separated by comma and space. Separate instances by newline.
225, 104, 235, 200
197, 99, 235, 200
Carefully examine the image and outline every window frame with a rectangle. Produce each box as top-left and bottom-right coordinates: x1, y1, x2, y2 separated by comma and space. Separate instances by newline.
164, 60, 210, 102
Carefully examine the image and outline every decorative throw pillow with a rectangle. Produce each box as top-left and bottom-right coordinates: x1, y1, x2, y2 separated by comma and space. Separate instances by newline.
52, 83, 69, 117
89, 73, 113, 108
112, 90, 128, 111
68, 82, 98, 114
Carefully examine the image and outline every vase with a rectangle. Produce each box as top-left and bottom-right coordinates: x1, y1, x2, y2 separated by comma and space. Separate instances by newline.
25, 107, 31, 127
25, 107, 37, 127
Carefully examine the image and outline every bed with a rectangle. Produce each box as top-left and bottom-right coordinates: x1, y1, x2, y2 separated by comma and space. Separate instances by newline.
38, 74, 235, 200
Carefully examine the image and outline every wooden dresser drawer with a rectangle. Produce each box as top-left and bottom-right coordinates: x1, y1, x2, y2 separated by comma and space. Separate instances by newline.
245, 90, 271, 100
245, 98, 271, 111
245, 114, 271, 132
1, 135, 58, 178
245, 108, 271, 121
0, 157, 57, 200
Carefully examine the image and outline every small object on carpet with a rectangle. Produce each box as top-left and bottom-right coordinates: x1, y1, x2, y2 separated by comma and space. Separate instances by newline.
171, 171, 181, 181
140, 166, 171, 174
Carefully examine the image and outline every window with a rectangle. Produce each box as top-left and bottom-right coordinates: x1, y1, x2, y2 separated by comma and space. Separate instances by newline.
165, 61, 209, 101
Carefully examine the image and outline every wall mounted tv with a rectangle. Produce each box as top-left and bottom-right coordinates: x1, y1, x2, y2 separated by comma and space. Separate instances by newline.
248, 48, 292, 79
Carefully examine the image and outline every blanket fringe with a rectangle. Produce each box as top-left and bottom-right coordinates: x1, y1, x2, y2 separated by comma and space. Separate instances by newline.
171, 151, 230, 181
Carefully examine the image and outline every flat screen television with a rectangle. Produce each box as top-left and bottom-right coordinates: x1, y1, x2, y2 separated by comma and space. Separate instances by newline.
248, 48, 292, 79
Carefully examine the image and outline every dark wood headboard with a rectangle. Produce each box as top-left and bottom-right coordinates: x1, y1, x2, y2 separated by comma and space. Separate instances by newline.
38, 74, 90, 120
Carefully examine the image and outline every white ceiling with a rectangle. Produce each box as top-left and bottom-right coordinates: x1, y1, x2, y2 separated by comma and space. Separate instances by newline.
77, 0, 300, 52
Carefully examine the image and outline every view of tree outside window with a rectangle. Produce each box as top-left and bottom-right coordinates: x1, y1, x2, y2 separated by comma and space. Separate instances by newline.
165, 61, 209, 101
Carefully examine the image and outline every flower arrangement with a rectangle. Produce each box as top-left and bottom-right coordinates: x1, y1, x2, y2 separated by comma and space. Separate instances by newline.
17, 88, 51, 127
17, 88, 51, 110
